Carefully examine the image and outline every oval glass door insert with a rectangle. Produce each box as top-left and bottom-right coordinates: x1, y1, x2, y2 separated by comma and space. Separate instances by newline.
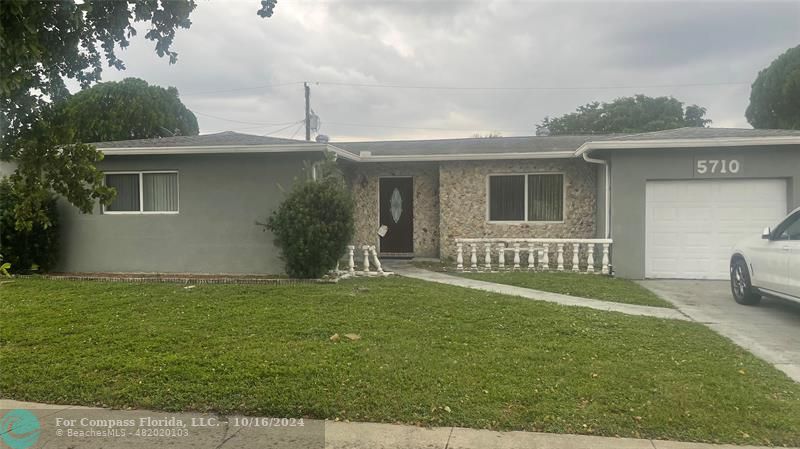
390, 188, 403, 223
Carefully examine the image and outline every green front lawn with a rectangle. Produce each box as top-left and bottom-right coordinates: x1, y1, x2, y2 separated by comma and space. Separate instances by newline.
457, 271, 673, 308
1, 277, 799, 445
412, 261, 671, 308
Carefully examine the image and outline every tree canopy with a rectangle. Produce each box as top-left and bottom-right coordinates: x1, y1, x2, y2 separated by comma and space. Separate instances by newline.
536, 95, 711, 136
60, 78, 199, 142
746, 45, 800, 130
0, 0, 274, 231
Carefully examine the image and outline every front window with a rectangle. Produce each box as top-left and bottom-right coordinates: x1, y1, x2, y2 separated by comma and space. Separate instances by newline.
104, 172, 179, 214
488, 173, 564, 222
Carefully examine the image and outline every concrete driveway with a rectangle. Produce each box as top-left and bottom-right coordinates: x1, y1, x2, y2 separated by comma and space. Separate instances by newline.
640, 280, 800, 383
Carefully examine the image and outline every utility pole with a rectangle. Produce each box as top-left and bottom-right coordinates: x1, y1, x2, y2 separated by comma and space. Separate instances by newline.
304, 82, 311, 141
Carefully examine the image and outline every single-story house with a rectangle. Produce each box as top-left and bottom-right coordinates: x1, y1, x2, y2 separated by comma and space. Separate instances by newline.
40, 127, 800, 279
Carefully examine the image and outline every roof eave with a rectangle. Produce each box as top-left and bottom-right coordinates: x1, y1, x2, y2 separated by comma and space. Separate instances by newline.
332, 150, 576, 162
98, 142, 360, 159
575, 136, 800, 156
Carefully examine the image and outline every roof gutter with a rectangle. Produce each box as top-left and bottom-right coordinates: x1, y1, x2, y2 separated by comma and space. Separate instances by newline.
97, 134, 800, 162
574, 135, 800, 156
98, 143, 362, 162
343, 150, 575, 163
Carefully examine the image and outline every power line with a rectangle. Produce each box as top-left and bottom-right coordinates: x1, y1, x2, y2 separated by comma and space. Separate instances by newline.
193, 110, 301, 126
324, 121, 530, 133
183, 81, 303, 96
289, 121, 306, 139
313, 80, 751, 91
263, 120, 307, 137
182, 79, 750, 97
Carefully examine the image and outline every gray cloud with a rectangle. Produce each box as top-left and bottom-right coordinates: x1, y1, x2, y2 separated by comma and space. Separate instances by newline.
83, 0, 800, 140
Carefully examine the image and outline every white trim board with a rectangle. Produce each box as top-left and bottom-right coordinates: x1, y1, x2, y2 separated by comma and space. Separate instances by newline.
97, 135, 800, 163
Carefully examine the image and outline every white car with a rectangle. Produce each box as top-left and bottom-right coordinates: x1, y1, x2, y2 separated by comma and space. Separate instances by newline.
730, 206, 800, 305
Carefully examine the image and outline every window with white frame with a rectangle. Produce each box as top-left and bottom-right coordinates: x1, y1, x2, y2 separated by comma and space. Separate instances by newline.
488, 173, 564, 222
104, 172, 179, 213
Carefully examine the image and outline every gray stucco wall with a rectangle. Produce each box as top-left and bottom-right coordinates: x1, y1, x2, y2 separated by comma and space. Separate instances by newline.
606, 145, 800, 279
57, 152, 319, 274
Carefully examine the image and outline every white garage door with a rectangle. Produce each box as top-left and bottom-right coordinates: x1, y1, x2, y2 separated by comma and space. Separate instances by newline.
645, 179, 787, 279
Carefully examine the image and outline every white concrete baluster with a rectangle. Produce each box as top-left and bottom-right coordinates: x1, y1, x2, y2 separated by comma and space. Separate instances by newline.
497, 243, 505, 270
470, 244, 478, 270
541, 243, 550, 271
572, 243, 580, 273
347, 245, 355, 274
455, 238, 611, 276
370, 246, 384, 274
527, 242, 535, 270
362, 245, 371, 273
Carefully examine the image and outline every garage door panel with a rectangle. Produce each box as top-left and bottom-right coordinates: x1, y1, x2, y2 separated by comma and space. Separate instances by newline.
679, 208, 711, 221
645, 179, 787, 279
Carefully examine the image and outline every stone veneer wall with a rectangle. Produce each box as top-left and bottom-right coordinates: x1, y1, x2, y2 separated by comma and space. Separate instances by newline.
439, 159, 597, 259
347, 162, 440, 257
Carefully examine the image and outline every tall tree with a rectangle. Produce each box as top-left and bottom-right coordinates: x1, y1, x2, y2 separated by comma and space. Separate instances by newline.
0, 0, 275, 231
746, 45, 800, 130
536, 95, 711, 136
61, 78, 199, 142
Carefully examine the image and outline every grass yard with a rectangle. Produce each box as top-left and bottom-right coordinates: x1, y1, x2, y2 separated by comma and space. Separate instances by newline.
412, 261, 672, 308
457, 272, 672, 308
1, 277, 799, 445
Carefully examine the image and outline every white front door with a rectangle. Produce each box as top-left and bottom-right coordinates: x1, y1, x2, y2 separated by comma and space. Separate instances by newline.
645, 179, 787, 279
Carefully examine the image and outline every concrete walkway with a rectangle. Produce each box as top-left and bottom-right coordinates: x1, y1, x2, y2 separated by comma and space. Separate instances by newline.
0, 399, 790, 449
390, 265, 690, 321
639, 280, 800, 383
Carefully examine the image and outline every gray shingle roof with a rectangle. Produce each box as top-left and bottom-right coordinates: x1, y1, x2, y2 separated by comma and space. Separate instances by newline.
92, 128, 800, 158
93, 131, 307, 149
332, 135, 606, 157
602, 127, 800, 141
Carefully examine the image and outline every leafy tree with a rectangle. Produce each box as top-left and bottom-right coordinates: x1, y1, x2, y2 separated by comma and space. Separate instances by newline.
265, 155, 354, 278
536, 95, 711, 136
0, 179, 60, 272
0, 0, 275, 232
746, 45, 800, 129
60, 77, 199, 142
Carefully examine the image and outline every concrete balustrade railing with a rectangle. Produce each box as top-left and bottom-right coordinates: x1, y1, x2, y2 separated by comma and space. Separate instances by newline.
454, 238, 612, 275
344, 245, 390, 276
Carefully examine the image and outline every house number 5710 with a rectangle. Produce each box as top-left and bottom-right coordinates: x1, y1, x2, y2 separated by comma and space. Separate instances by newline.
696, 159, 740, 175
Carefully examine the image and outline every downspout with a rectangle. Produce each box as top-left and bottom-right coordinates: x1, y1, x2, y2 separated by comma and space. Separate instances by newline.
582, 151, 611, 239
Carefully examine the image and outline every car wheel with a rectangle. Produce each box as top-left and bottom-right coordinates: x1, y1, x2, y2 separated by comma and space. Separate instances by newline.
730, 258, 761, 305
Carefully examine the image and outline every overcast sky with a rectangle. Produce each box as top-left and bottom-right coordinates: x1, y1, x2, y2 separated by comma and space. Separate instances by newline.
85, 0, 800, 141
